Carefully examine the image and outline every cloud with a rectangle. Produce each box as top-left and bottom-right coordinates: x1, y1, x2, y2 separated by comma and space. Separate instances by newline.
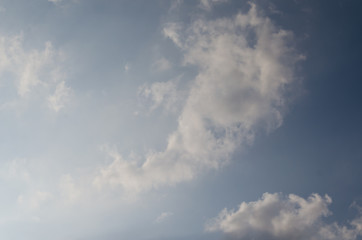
17, 191, 53, 210
138, 78, 183, 113
3, 158, 31, 182
59, 174, 81, 204
163, 23, 183, 48
200, 0, 228, 11
155, 211, 174, 223
94, 4, 303, 193
124, 63, 130, 73
48, 0, 78, 5
48, 81, 72, 112
153, 57, 172, 72
0, 33, 71, 111
206, 192, 362, 240
48, 0, 62, 3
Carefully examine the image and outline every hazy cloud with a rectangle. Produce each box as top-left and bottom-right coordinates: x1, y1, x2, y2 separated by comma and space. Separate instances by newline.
48, 0, 62, 4
153, 57, 172, 72
155, 211, 174, 223
0, 33, 71, 110
17, 191, 53, 210
200, 0, 228, 11
48, 81, 72, 112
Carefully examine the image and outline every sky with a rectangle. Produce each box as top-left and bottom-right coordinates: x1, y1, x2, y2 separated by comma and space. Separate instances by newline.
0, 0, 361, 239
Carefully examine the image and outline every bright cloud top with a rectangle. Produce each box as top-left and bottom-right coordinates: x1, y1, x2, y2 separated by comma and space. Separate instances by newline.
206, 193, 362, 240
94, 4, 303, 193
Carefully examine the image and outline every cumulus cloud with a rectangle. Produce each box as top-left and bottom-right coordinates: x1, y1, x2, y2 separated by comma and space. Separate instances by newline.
206, 192, 362, 240
94, 4, 303, 193
0, 33, 71, 111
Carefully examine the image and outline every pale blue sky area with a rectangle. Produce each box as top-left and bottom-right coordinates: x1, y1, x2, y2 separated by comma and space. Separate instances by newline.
0, 1, 361, 239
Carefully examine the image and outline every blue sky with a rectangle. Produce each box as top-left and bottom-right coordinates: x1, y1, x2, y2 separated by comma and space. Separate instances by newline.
0, 0, 361, 239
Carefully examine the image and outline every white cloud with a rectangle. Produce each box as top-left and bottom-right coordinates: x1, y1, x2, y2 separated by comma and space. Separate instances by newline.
48, 81, 72, 112
206, 192, 362, 240
155, 211, 174, 223
48, 0, 78, 5
0, 33, 71, 110
17, 191, 53, 210
163, 23, 183, 48
3, 158, 31, 182
200, 0, 228, 11
153, 57, 172, 72
59, 174, 81, 204
48, 0, 62, 4
138, 78, 182, 113
94, 4, 302, 193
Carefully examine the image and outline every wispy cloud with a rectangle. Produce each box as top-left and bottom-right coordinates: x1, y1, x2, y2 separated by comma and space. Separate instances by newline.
0, 33, 71, 111
48, 81, 72, 112
200, 0, 228, 11
153, 57, 172, 72
17, 191, 53, 210
93, 3, 303, 193
206, 192, 362, 240
155, 211, 174, 223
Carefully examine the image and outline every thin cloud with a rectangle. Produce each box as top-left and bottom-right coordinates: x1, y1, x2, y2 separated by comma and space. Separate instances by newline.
200, 0, 228, 11
153, 57, 172, 72
0, 33, 71, 110
155, 211, 174, 223
48, 81, 72, 112
124, 63, 130, 73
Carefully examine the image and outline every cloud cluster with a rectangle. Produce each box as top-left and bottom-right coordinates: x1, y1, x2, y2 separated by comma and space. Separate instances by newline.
94, 4, 302, 193
206, 193, 362, 240
0, 34, 71, 112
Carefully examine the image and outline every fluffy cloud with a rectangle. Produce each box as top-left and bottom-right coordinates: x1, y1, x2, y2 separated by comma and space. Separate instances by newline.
0, 34, 71, 111
206, 193, 362, 240
139, 78, 183, 113
94, 4, 303, 193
